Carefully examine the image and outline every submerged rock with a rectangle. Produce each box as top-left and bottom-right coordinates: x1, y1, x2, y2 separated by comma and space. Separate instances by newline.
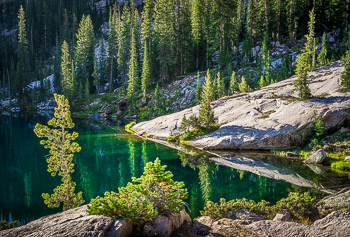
132, 61, 350, 150
0, 205, 133, 237
304, 149, 327, 164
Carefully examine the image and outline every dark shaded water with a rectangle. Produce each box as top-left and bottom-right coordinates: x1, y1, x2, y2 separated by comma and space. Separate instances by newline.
1, 113, 350, 224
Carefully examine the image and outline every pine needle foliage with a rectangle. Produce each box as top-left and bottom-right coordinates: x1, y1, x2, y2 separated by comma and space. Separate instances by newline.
341, 50, 350, 89
238, 76, 251, 93
34, 94, 84, 211
229, 71, 238, 94
195, 71, 201, 104
317, 32, 328, 66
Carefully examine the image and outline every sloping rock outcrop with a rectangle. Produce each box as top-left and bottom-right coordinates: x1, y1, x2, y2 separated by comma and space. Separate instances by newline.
0, 205, 132, 237
132, 61, 350, 150
174, 210, 350, 237
248, 210, 350, 237
320, 187, 350, 213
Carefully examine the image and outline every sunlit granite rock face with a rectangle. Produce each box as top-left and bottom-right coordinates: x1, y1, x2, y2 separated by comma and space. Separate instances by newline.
132, 61, 350, 150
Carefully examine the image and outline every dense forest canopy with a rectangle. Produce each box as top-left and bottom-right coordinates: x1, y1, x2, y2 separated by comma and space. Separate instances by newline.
0, 0, 349, 107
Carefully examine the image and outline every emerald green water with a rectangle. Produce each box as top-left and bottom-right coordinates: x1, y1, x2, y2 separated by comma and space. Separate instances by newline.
1, 113, 350, 224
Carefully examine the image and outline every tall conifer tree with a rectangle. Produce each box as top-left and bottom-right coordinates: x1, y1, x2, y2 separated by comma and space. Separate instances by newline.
16, 5, 31, 104
75, 15, 94, 96
61, 40, 73, 101
199, 69, 215, 127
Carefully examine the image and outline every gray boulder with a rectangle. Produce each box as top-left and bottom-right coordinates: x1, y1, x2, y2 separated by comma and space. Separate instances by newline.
143, 210, 191, 237
273, 211, 291, 222
304, 149, 326, 164
0, 205, 133, 237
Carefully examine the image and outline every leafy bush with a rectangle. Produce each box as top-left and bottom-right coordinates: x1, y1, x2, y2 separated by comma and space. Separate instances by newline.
0, 220, 21, 231
200, 192, 321, 223
88, 158, 187, 225
331, 161, 350, 171
125, 121, 136, 133
273, 192, 320, 222
200, 198, 273, 220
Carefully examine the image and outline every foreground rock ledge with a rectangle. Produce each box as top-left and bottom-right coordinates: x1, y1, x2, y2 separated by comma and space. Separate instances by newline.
132, 61, 350, 150
0, 205, 132, 237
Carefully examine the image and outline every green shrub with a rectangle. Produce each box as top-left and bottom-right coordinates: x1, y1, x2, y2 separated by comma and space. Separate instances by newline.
331, 161, 350, 171
200, 198, 273, 220
125, 121, 136, 133
200, 192, 321, 223
273, 192, 320, 222
0, 220, 21, 231
88, 158, 187, 225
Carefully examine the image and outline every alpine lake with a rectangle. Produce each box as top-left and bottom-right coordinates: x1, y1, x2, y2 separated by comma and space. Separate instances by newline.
1, 112, 350, 224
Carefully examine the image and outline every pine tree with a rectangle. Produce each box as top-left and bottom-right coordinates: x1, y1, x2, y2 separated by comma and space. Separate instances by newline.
71, 60, 76, 104
195, 71, 201, 104
265, 51, 271, 84
294, 9, 314, 99
141, 43, 150, 101
216, 72, 224, 99
107, 5, 118, 92
85, 78, 90, 101
61, 9, 70, 43
75, 15, 95, 97
154, 0, 176, 81
93, 55, 99, 94
259, 75, 266, 88
341, 50, 350, 89
34, 93, 84, 211
199, 69, 215, 127
127, 8, 140, 111
141, 0, 154, 55
191, 0, 204, 69
318, 32, 328, 66
343, 22, 349, 53
154, 83, 161, 111
72, 13, 78, 47
309, 8, 316, 70
229, 71, 238, 94
16, 5, 31, 104
118, 5, 131, 85
294, 50, 311, 99
238, 76, 251, 93
61, 41, 73, 101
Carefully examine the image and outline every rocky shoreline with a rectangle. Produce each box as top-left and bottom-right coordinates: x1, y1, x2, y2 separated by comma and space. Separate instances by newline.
1, 189, 350, 237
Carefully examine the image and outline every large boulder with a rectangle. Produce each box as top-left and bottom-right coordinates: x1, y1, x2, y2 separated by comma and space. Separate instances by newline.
0, 205, 133, 237
143, 210, 191, 237
304, 149, 327, 164
132, 61, 350, 150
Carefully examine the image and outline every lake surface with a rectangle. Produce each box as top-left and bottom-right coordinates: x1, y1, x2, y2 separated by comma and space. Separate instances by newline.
1, 113, 350, 224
